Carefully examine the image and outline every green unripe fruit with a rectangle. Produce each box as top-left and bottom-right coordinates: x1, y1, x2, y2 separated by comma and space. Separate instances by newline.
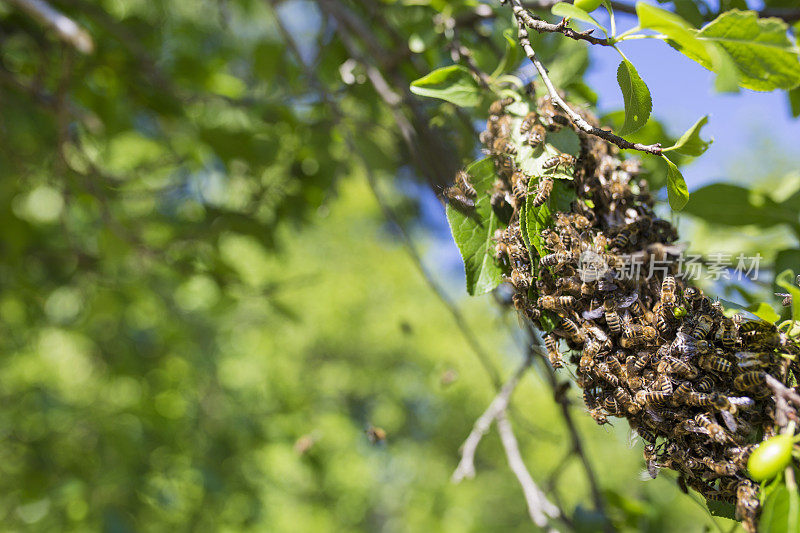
748, 434, 795, 481
573, 0, 603, 12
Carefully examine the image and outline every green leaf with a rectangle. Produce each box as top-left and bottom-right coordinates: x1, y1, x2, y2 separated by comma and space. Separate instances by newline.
693, 10, 800, 92
705, 499, 737, 521
746, 302, 781, 323
760, 482, 800, 533
525, 179, 576, 257
663, 115, 712, 156
663, 157, 689, 210
789, 87, 800, 118
616, 60, 652, 135
491, 29, 521, 78
410, 65, 482, 107
777, 269, 800, 323
775, 250, 800, 291
551, 2, 607, 34
446, 158, 505, 295
636, 3, 740, 92
683, 183, 796, 227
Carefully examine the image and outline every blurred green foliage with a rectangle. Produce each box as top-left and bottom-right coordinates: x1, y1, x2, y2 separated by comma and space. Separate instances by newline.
0, 0, 796, 530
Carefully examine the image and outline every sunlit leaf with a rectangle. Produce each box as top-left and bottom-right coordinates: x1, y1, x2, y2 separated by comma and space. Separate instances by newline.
616, 59, 652, 135
662, 115, 712, 156
663, 157, 688, 210
491, 28, 521, 78
551, 2, 607, 33
446, 158, 506, 295
760, 481, 800, 533
410, 65, 482, 107
683, 183, 795, 227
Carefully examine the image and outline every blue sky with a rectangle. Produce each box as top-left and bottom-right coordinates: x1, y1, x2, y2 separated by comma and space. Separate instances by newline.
585, 8, 800, 190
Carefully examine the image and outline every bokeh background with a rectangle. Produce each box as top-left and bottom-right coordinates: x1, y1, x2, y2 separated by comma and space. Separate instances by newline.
0, 0, 798, 531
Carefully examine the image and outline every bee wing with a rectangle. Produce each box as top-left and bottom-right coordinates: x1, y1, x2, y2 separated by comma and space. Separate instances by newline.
719, 410, 738, 433
618, 292, 639, 308
638, 468, 659, 481
582, 307, 604, 320
729, 396, 755, 410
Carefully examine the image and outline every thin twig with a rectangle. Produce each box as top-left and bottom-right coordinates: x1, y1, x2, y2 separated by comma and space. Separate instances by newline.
7, 0, 93, 53
497, 410, 561, 528
511, 9, 663, 156
508, 0, 612, 46
766, 374, 800, 428
452, 353, 533, 482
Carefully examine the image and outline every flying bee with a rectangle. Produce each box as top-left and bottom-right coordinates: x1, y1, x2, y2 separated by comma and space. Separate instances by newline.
537, 295, 575, 311
443, 183, 475, 210
542, 153, 575, 172
540, 251, 575, 268
691, 314, 714, 339
695, 413, 730, 443
733, 370, 766, 391
544, 334, 564, 369
492, 137, 517, 155
365, 426, 387, 444
531, 177, 553, 208
454, 170, 476, 198
661, 275, 677, 307
698, 354, 732, 374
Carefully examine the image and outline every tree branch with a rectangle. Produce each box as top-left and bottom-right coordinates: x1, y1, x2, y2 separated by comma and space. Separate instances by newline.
452, 353, 533, 482
497, 410, 561, 528
511, 7, 663, 156
7, 0, 93, 53
509, 0, 612, 46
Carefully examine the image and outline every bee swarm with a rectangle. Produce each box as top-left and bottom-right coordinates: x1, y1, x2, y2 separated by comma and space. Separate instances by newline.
469, 95, 800, 532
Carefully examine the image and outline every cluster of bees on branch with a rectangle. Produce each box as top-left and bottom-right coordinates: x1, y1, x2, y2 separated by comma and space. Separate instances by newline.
444, 94, 800, 532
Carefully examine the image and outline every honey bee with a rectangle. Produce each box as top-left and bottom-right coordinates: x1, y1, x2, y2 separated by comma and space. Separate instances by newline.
643, 444, 660, 479
657, 357, 698, 379
661, 275, 677, 307
580, 339, 601, 372
492, 137, 517, 155
733, 371, 766, 391
542, 153, 575, 172
488, 96, 514, 116
559, 316, 585, 343
654, 303, 675, 335
716, 317, 737, 349
537, 295, 575, 311
691, 314, 714, 339
544, 334, 564, 369
635, 389, 671, 405
519, 111, 538, 135
540, 251, 575, 268
531, 177, 553, 208
606, 357, 626, 381
454, 170, 477, 198
526, 123, 546, 147
594, 362, 620, 386
444, 183, 475, 210
603, 298, 622, 335
588, 407, 610, 425
698, 354, 732, 374
735, 480, 759, 533
488, 114, 513, 139
509, 268, 531, 291
614, 387, 641, 414
366, 426, 387, 444
695, 413, 730, 443
511, 171, 529, 199
611, 223, 639, 251
695, 375, 715, 392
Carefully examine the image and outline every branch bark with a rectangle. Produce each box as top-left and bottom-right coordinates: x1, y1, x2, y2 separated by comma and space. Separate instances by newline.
7, 0, 93, 53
